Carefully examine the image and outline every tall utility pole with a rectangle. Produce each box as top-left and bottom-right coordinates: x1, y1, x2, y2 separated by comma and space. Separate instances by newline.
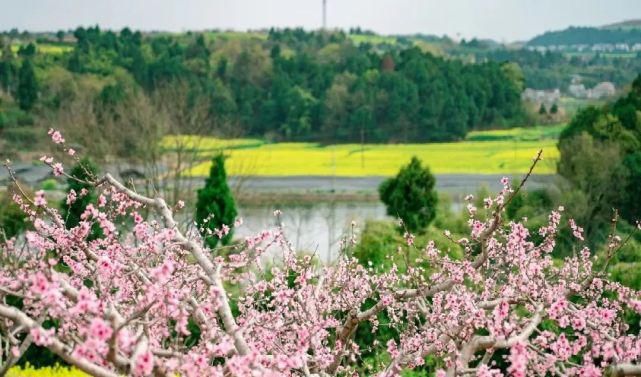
322, 0, 327, 30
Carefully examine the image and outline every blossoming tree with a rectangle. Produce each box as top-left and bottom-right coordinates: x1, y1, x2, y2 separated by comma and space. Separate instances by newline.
1, 130, 641, 376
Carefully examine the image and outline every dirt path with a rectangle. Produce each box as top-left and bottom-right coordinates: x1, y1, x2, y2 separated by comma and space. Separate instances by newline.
228, 174, 558, 197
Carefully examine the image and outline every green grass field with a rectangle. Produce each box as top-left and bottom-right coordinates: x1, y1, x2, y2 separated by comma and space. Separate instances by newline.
347, 34, 398, 45
465, 124, 565, 141
11, 43, 73, 55
169, 125, 562, 177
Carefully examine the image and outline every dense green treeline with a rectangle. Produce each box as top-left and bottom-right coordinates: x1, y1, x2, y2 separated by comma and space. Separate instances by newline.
474, 47, 641, 90
528, 26, 641, 46
0, 26, 524, 146
496, 74, 641, 260
558, 75, 641, 232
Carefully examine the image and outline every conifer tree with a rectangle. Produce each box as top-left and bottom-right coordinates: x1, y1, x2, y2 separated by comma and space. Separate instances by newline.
196, 153, 237, 249
17, 58, 38, 111
538, 103, 547, 115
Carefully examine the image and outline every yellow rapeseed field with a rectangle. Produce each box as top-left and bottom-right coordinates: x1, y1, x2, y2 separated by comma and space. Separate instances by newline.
163, 125, 563, 177
7, 365, 89, 377
182, 139, 558, 177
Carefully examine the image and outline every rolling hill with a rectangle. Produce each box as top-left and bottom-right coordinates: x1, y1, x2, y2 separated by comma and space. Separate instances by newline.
527, 24, 641, 46
602, 19, 641, 30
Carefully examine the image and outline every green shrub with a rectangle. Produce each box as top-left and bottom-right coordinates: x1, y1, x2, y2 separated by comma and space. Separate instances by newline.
0, 189, 29, 239
433, 194, 468, 235
0, 111, 7, 130
61, 158, 99, 230
379, 157, 438, 233
352, 219, 460, 376
0, 106, 33, 130
353, 220, 464, 273
40, 178, 58, 191
2, 127, 37, 147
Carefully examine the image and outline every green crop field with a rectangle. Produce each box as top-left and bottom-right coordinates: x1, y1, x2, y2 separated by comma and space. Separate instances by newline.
167, 125, 562, 177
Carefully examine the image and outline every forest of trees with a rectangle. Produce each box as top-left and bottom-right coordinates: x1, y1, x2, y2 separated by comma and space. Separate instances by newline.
492, 74, 641, 262
4, 26, 641, 154
0, 26, 525, 150
5, 24, 641, 376
474, 47, 641, 90
528, 26, 641, 46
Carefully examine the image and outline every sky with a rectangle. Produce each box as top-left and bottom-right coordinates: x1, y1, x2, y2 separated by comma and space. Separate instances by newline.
0, 0, 640, 42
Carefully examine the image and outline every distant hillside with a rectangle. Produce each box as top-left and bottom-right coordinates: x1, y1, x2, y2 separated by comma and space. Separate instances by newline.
528, 26, 641, 46
602, 19, 641, 31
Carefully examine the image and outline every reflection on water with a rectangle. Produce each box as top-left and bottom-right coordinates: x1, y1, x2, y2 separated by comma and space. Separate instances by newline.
235, 201, 388, 262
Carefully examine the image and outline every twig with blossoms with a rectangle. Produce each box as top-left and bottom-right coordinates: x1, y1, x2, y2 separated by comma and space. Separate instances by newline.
4, 133, 641, 377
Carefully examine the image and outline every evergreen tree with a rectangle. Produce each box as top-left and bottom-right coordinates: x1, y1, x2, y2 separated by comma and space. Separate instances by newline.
550, 103, 559, 114
61, 158, 99, 230
538, 103, 547, 115
17, 43, 36, 58
0, 43, 17, 94
17, 58, 38, 111
378, 157, 438, 232
196, 154, 237, 249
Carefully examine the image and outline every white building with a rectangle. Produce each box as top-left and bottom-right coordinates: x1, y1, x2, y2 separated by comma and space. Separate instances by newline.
521, 88, 561, 104
567, 81, 616, 99
568, 83, 587, 98
591, 82, 616, 99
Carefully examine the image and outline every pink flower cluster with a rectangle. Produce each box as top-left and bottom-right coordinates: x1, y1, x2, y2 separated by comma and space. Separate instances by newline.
48, 128, 65, 144
0, 138, 640, 376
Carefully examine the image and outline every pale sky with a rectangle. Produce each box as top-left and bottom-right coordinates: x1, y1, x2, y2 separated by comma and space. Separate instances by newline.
0, 0, 639, 42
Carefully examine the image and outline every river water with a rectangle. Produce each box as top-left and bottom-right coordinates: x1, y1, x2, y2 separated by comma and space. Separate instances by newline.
228, 174, 558, 261
234, 201, 388, 262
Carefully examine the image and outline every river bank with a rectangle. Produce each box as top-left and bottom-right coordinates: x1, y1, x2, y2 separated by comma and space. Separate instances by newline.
230, 174, 558, 204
